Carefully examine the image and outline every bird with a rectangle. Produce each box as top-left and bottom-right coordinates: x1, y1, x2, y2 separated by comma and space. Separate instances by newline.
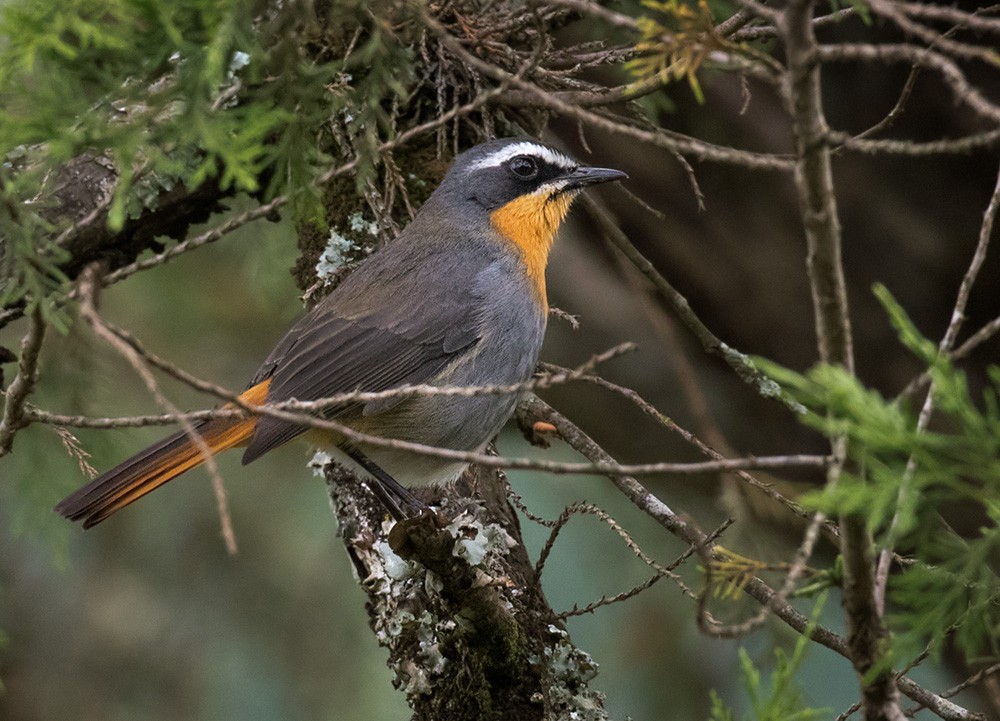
55, 137, 627, 527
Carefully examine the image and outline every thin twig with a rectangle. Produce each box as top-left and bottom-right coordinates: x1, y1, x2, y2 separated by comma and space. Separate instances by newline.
30, 401, 832, 477
730, 7, 857, 41
424, 13, 795, 171
22, 318, 830, 477
541, 362, 824, 528
76, 267, 238, 555
866, 0, 1000, 66
0, 306, 47, 458
930, 662, 1000, 703
874, 160, 1000, 612
519, 396, 981, 721
853, 5, 999, 143
782, 0, 906, 716
102, 195, 289, 286
829, 129, 1000, 157
534, 501, 698, 603
559, 518, 734, 619
899, 312, 1000, 399
818, 44, 1000, 125
579, 194, 793, 406
894, 3, 1000, 34
853, 69, 920, 141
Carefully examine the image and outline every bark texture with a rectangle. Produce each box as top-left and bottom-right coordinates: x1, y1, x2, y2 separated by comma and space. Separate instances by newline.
324, 456, 607, 721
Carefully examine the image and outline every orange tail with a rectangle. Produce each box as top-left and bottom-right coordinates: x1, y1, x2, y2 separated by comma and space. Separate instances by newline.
55, 380, 270, 528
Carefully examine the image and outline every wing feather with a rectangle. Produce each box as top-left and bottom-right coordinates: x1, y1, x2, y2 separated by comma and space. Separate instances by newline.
241, 231, 492, 463
242, 317, 479, 464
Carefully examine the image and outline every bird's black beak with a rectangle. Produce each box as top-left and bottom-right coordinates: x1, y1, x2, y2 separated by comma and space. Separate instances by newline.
558, 165, 628, 191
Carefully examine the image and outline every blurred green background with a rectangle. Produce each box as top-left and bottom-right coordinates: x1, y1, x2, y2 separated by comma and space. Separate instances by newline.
4, 40, 1000, 715
0, 205, 817, 720
0, 196, 977, 719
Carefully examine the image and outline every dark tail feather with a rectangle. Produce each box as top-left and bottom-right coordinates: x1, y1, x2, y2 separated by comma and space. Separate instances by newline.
55, 380, 270, 528
54, 416, 255, 528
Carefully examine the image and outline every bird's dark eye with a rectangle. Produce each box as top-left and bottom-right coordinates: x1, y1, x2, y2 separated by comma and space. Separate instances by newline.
508, 155, 538, 179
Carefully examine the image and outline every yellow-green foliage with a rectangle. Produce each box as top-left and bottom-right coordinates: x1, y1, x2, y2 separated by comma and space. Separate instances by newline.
0, 0, 418, 320
757, 285, 1000, 661
627, 0, 720, 103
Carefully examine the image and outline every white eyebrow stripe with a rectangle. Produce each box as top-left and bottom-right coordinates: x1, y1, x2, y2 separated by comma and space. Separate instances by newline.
469, 142, 577, 171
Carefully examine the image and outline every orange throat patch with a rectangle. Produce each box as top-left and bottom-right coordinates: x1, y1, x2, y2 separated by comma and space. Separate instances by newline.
489, 190, 575, 309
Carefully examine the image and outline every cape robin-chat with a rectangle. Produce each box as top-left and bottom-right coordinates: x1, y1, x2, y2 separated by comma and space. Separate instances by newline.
56, 138, 626, 526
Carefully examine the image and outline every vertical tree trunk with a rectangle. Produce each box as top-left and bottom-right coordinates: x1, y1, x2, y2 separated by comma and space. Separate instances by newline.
324, 455, 608, 721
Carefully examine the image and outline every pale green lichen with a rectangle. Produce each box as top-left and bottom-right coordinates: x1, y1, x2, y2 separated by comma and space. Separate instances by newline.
348, 212, 379, 236
530, 625, 607, 721
309, 450, 333, 476
719, 342, 807, 414
314, 213, 380, 284
446, 511, 517, 566
314, 230, 354, 283
376, 539, 419, 581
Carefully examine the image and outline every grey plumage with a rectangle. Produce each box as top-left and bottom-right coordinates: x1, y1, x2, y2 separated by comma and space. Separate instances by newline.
55, 137, 626, 525
243, 151, 548, 484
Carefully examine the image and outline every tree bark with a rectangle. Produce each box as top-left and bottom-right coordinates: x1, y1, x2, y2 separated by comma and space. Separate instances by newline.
324, 456, 608, 721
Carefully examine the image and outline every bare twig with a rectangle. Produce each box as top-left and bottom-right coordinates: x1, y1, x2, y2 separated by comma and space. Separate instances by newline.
534, 501, 699, 603
539, 0, 640, 32
894, 3, 1000, 34
730, 7, 857, 41
424, 13, 795, 171
853, 69, 920, 141
34, 399, 833, 477
853, 4, 1000, 143
0, 306, 47, 458
936, 164, 1000, 358
818, 44, 1000, 125
918, 663, 1000, 708
76, 267, 238, 554
866, 0, 1000, 66
519, 396, 981, 721
899, 311, 1000, 399
102, 195, 289, 286
830, 129, 1000, 157
874, 160, 1000, 612
579, 195, 793, 406
782, 0, 905, 717
558, 517, 734, 619
541, 361, 824, 528
23, 322, 830, 477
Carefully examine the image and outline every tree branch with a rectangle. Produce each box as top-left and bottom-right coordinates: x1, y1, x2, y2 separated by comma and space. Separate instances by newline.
324, 459, 608, 720
0, 305, 46, 458
518, 396, 983, 721
874, 160, 1000, 611
781, 1, 903, 719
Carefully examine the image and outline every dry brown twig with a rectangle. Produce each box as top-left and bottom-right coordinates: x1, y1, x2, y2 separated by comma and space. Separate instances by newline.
424, 13, 795, 171
0, 306, 47, 458
782, 0, 906, 717
20, 324, 830, 479
865, 0, 1000, 66
539, 360, 825, 528
874, 159, 1000, 612
75, 266, 238, 555
532, 501, 701, 603
517, 396, 974, 721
